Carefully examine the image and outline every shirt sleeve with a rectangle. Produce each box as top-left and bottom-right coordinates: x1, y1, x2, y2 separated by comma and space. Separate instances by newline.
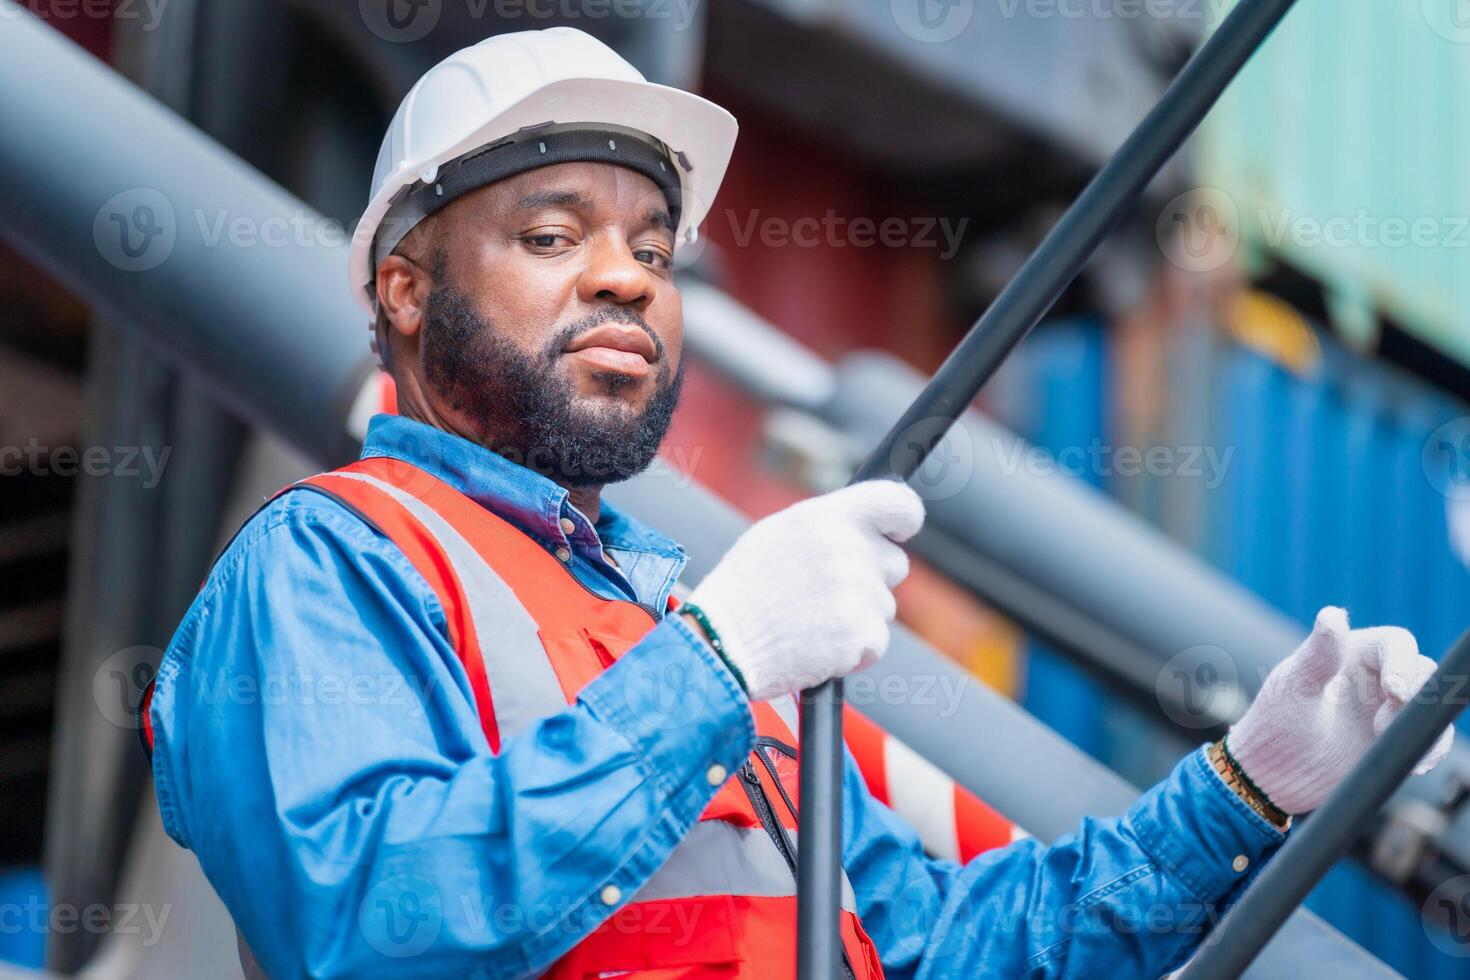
146, 492, 756, 980
842, 742, 1288, 979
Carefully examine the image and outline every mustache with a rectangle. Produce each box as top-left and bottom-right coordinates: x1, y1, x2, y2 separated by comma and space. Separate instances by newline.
548, 307, 665, 362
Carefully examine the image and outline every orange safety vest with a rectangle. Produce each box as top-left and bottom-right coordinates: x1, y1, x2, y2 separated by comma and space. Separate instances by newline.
279, 454, 885, 978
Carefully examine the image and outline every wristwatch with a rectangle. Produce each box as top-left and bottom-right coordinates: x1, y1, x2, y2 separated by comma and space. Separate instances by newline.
1208, 740, 1292, 832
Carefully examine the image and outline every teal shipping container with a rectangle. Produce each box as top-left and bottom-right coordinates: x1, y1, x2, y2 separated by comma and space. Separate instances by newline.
1195, 0, 1470, 366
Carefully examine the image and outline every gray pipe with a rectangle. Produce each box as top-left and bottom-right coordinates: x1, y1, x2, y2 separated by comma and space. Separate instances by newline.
0, 0, 370, 466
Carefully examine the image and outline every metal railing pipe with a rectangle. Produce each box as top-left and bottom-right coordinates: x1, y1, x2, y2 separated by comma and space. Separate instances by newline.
0, 0, 369, 466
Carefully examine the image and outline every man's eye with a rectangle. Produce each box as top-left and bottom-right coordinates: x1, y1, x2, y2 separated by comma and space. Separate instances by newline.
526, 233, 564, 248
635, 248, 673, 269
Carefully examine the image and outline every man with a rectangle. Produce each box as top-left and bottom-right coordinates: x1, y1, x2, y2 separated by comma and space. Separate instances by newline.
143, 27, 1455, 979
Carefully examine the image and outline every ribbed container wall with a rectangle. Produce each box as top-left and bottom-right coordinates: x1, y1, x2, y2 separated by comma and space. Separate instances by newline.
996, 323, 1113, 761
1197, 0, 1470, 363
993, 318, 1470, 977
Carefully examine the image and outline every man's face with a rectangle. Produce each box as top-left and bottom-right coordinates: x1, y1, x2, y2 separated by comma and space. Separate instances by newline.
395, 161, 686, 486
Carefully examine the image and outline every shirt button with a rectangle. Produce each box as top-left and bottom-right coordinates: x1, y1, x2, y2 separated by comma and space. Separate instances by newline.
1232, 854, 1249, 873
706, 764, 728, 786
555, 546, 571, 562
600, 884, 622, 906
559, 517, 576, 535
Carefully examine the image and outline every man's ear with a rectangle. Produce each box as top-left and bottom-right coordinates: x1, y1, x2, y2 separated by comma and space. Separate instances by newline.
375, 254, 433, 340
371, 307, 394, 374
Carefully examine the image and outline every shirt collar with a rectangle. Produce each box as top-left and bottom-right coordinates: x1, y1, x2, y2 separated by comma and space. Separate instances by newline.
358, 414, 685, 562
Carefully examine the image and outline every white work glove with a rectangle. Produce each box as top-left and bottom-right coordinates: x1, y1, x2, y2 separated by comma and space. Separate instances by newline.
1227, 606, 1455, 815
685, 480, 924, 701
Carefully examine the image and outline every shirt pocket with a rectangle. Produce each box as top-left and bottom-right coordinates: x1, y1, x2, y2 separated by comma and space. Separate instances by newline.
536, 627, 614, 701
535, 627, 649, 701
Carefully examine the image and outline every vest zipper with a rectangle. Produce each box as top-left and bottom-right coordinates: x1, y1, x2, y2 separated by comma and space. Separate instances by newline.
754, 736, 801, 821
739, 762, 799, 873
739, 758, 857, 980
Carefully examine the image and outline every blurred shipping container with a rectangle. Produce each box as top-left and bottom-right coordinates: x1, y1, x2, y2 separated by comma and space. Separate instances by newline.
995, 310, 1470, 978
1198, 0, 1470, 367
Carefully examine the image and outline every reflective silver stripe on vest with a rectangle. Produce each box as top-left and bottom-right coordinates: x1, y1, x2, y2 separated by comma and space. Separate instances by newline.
339, 471, 860, 914
791, 839, 859, 912
632, 822, 794, 901
333, 471, 567, 739
633, 822, 857, 912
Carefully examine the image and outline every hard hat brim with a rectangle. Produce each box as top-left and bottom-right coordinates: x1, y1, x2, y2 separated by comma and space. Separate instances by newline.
349, 76, 737, 315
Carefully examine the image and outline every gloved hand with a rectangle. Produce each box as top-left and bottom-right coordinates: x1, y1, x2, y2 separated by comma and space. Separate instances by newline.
685, 480, 924, 701
1228, 606, 1455, 815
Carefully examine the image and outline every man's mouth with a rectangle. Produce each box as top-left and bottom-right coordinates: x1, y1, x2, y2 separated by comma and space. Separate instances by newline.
561, 323, 658, 376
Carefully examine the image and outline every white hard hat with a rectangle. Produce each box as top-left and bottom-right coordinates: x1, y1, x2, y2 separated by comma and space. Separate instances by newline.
349, 27, 738, 315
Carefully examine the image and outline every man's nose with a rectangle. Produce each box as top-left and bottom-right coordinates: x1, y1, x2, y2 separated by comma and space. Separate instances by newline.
576, 235, 655, 307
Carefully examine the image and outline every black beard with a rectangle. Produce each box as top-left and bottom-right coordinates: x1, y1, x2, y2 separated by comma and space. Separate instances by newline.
421, 279, 684, 488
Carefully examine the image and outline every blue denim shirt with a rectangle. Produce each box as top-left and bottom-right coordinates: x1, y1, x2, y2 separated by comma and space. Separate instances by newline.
148, 414, 1287, 979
